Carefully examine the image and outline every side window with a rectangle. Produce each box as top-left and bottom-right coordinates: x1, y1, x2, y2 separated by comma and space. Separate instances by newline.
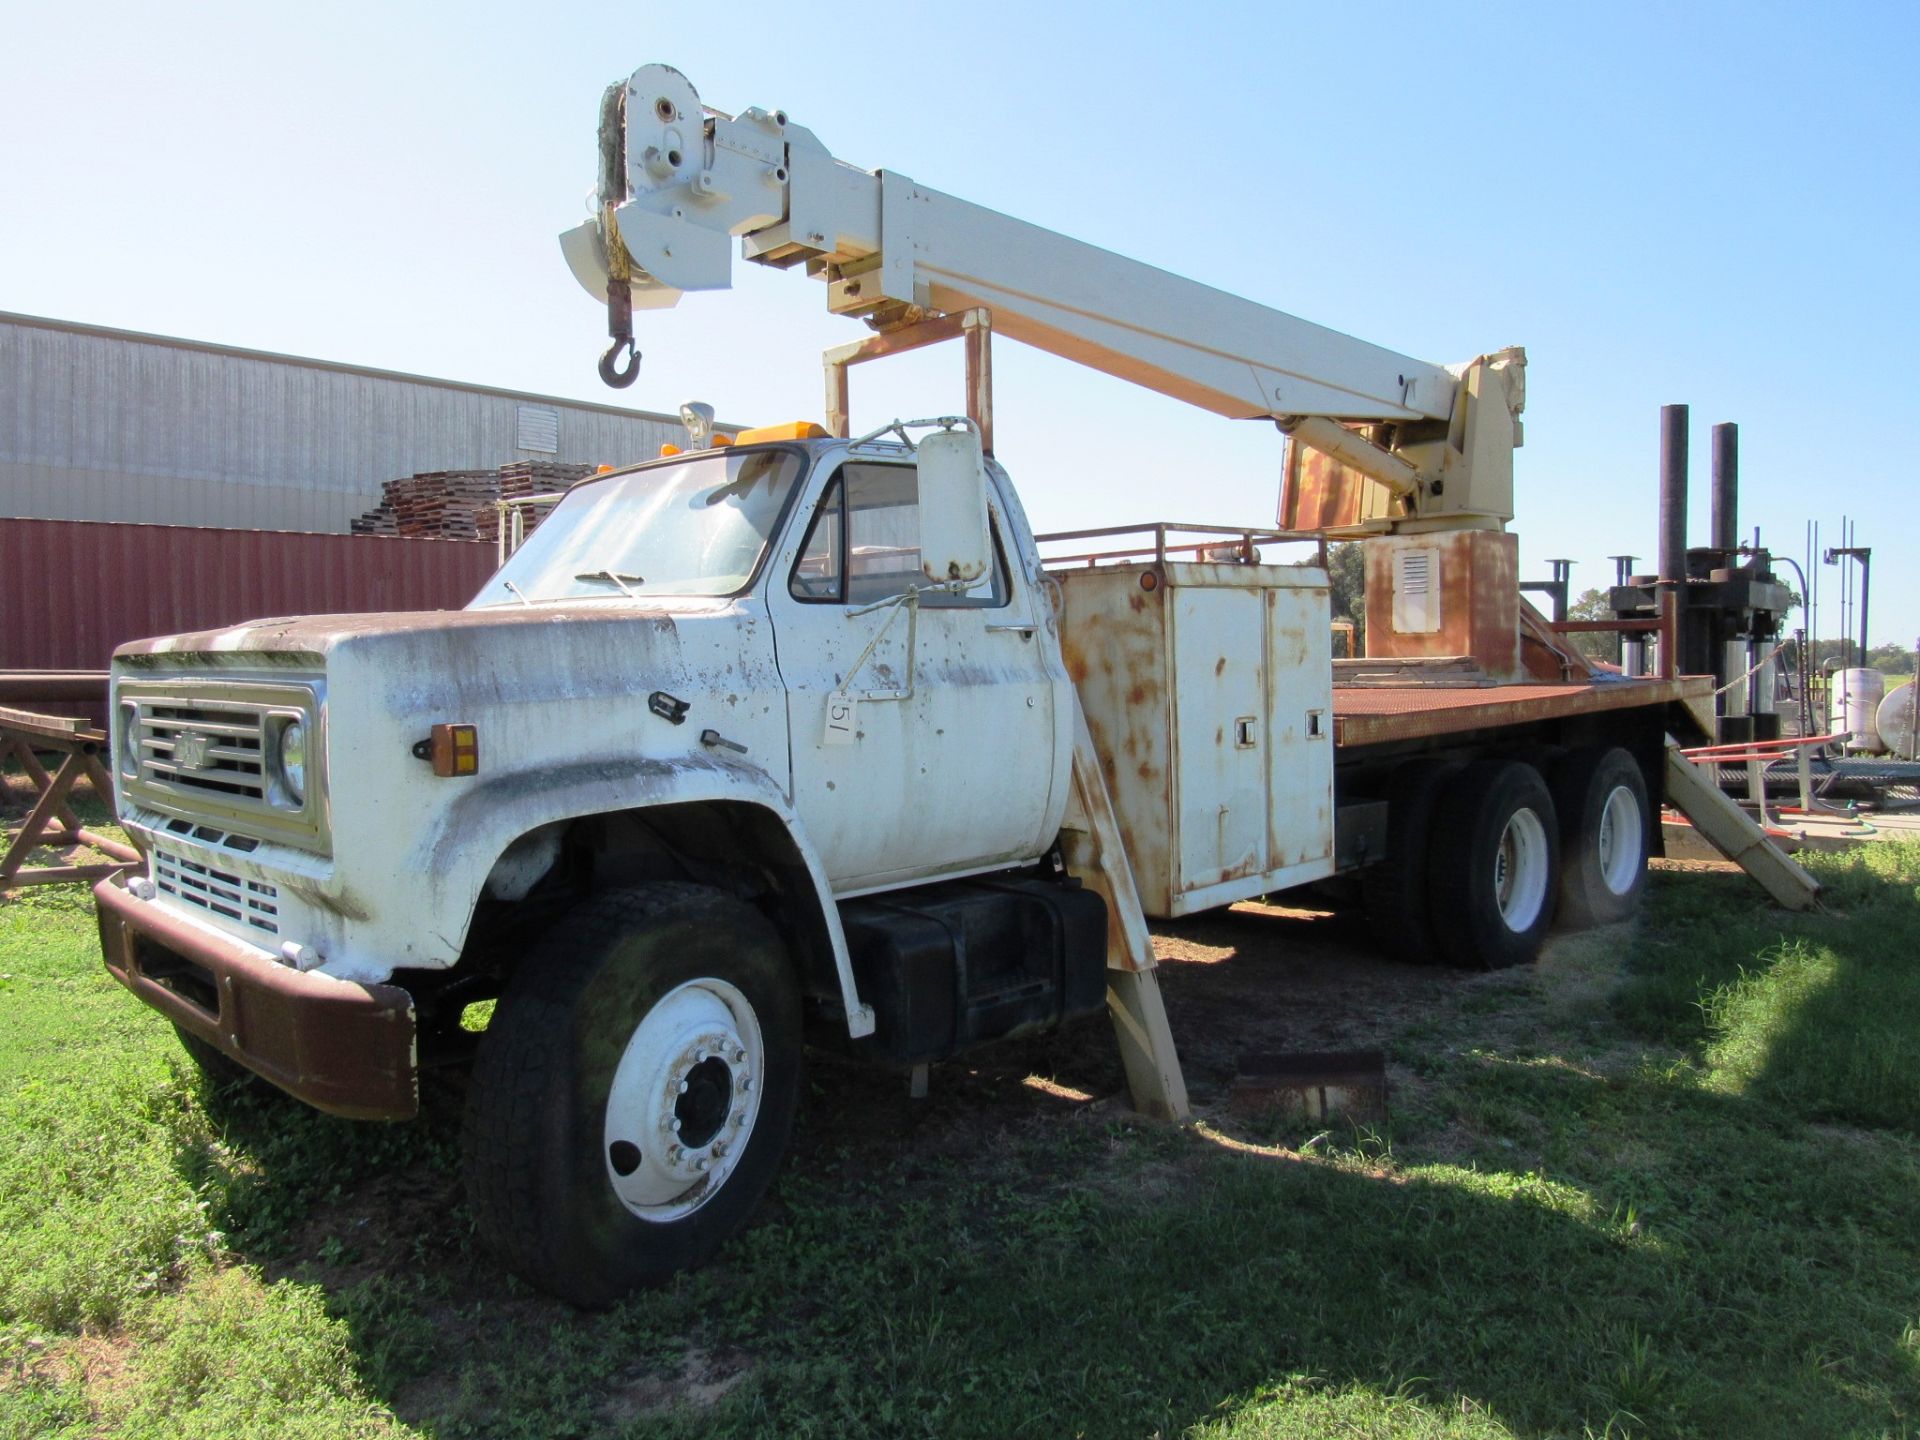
788, 463, 1010, 608
789, 480, 844, 600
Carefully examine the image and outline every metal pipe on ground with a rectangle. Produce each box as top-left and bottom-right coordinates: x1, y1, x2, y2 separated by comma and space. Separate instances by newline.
1660, 404, 1690, 584
1711, 422, 1739, 553
0, 672, 109, 705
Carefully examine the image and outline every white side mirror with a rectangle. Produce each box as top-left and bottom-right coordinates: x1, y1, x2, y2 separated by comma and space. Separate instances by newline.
916, 427, 992, 586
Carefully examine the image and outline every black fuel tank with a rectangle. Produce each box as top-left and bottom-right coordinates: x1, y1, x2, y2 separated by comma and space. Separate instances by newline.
830, 875, 1108, 1069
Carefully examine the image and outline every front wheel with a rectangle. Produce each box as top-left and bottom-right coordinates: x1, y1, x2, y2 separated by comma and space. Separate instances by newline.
462, 883, 801, 1307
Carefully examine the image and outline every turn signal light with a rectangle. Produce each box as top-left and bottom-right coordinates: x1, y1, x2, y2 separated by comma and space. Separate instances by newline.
429, 723, 479, 777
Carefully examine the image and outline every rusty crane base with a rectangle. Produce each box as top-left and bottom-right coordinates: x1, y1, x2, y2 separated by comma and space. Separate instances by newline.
0, 706, 141, 892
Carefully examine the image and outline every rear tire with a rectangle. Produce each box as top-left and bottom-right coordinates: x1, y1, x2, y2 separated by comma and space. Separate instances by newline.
1429, 761, 1560, 969
1549, 746, 1650, 928
1363, 760, 1463, 966
462, 883, 801, 1307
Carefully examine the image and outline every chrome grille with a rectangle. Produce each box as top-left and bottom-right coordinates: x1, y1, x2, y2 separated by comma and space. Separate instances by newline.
153, 846, 281, 936
118, 679, 326, 850
141, 701, 268, 801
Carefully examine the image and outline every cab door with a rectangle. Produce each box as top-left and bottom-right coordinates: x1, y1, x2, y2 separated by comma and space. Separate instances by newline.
767, 458, 1062, 891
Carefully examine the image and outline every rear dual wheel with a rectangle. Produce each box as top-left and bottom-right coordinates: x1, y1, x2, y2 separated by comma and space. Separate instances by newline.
1363, 760, 1463, 966
1548, 746, 1650, 928
1429, 760, 1561, 969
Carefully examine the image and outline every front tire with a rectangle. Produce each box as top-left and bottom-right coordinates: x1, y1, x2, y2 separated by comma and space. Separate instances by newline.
1429, 760, 1560, 969
462, 883, 801, 1307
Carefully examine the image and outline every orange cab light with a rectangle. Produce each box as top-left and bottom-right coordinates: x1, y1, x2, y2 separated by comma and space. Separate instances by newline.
429, 723, 479, 778
658, 444, 682, 457
731, 420, 828, 446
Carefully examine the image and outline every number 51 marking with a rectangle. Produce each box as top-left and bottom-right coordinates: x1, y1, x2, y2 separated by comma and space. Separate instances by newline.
823, 690, 857, 746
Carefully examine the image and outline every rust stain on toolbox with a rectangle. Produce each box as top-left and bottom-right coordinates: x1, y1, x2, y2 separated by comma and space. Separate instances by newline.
1055, 559, 1335, 920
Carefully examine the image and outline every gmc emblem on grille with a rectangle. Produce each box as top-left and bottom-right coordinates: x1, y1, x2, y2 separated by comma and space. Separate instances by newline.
173, 732, 213, 770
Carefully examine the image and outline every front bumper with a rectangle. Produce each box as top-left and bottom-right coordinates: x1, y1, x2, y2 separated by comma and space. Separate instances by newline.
95, 874, 418, 1120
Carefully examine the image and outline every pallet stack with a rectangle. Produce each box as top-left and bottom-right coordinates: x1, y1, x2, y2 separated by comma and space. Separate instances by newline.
477, 462, 597, 544
351, 463, 596, 542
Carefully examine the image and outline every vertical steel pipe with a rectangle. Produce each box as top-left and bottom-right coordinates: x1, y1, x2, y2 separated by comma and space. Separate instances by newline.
1710, 422, 1738, 553
1659, 404, 1690, 584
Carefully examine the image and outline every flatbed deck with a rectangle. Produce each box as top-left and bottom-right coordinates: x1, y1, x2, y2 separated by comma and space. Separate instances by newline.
1332, 676, 1715, 749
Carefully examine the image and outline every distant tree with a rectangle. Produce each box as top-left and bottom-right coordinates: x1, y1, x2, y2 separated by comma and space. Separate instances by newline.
1326, 542, 1365, 655
1799, 637, 1916, 676
1564, 587, 1620, 665
1867, 641, 1917, 679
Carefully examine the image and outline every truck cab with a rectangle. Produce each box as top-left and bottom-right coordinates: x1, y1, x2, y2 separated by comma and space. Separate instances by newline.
94, 422, 1121, 1303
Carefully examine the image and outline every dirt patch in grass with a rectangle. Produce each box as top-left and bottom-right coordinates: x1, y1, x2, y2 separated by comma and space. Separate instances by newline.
594, 1345, 751, 1425
270, 1157, 465, 1295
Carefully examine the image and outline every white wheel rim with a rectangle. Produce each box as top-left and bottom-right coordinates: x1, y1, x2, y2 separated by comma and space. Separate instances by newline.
1493, 807, 1551, 933
602, 978, 764, 1223
1596, 784, 1643, 896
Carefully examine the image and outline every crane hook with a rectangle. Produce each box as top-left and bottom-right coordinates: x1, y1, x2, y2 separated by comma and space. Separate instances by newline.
598, 336, 641, 388
597, 278, 640, 388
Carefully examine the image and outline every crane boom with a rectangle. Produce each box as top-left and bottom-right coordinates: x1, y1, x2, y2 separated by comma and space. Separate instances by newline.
560, 64, 1525, 533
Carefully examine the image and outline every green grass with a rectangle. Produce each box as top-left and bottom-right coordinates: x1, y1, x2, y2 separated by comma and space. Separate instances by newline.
1618, 840, 1920, 1129
3, 842, 1920, 1438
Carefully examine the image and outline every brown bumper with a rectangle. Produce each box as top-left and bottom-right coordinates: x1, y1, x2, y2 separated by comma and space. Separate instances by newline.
94, 875, 417, 1120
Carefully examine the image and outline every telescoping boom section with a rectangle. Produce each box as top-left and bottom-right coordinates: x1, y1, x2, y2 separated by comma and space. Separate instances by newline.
560, 64, 1527, 537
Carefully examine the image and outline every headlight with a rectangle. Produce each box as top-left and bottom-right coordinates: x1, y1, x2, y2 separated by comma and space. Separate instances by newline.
276, 721, 307, 806
119, 702, 140, 776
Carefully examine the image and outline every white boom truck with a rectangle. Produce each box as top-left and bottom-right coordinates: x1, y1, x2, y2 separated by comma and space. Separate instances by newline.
94, 64, 1728, 1307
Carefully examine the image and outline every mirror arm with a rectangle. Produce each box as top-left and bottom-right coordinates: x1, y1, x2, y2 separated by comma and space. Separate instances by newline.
848, 415, 976, 450
841, 588, 922, 702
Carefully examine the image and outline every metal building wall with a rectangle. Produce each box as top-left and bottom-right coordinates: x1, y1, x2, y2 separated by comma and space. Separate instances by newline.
0, 313, 686, 533
0, 518, 498, 672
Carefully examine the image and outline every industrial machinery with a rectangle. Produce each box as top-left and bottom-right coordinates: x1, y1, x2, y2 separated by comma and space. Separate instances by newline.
1605, 407, 1793, 743
92, 64, 1811, 1308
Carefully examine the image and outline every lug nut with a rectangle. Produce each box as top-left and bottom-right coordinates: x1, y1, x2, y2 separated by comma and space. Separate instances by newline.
695, 1158, 710, 1172
711, 1141, 728, 1158
678, 1080, 689, 1094
670, 1117, 681, 1133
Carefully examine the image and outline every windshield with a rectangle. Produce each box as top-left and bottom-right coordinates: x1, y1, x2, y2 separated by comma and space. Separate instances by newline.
472, 448, 804, 606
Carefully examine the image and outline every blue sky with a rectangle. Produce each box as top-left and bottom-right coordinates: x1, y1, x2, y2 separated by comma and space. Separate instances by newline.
4, 0, 1914, 647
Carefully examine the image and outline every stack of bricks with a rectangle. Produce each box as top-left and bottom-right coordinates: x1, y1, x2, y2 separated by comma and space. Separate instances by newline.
351, 462, 596, 542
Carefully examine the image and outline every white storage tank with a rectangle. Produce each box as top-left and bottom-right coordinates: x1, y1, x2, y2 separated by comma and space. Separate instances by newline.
1875, 683, 1918, 762
1835, 667, 1886, 751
